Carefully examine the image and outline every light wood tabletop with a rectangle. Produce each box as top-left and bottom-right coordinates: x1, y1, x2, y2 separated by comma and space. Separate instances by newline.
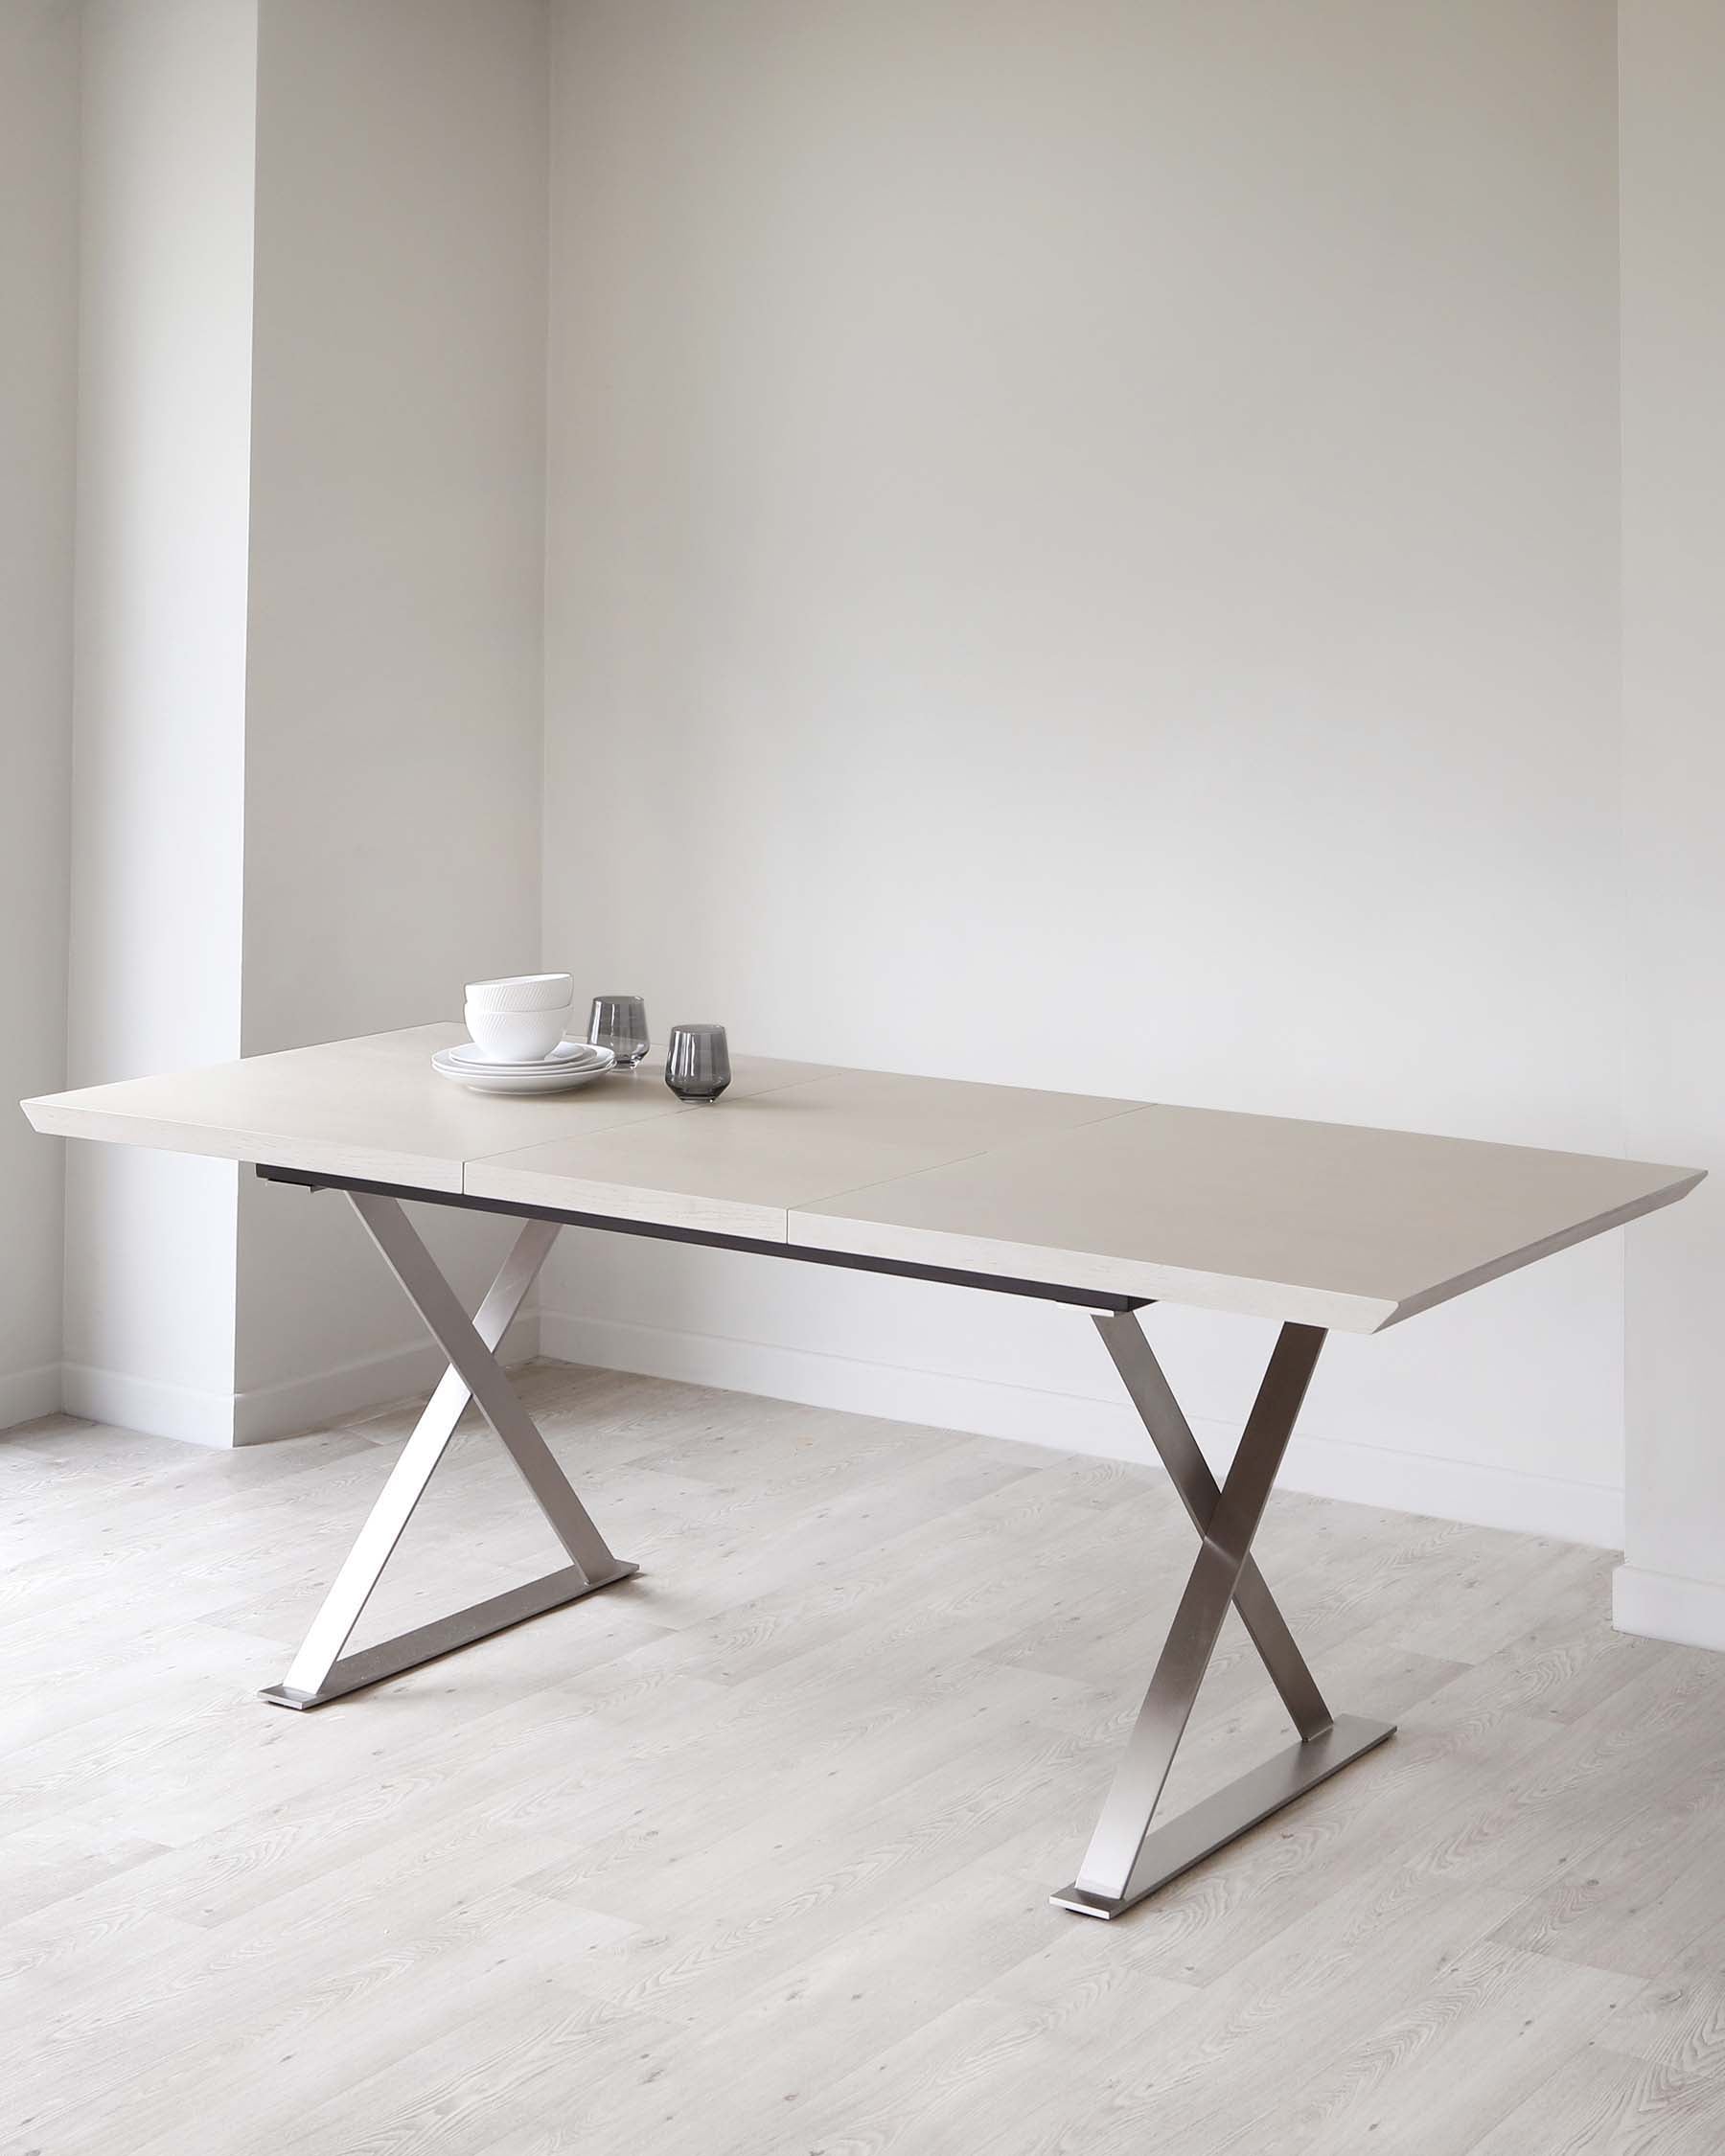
19, 1024, 834, 1193
23, 1022, 1703, 1332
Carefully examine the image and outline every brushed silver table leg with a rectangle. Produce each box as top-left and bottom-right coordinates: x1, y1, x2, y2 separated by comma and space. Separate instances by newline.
262, 1197, 636, 1709
1051, 1320, 1393, 1917
1092, 1311, 1333, 1742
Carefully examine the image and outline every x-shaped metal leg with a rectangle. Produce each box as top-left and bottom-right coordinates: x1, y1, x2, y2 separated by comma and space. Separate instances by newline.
262, 1191, 637, 1709
1051, 1312, 1393, 1917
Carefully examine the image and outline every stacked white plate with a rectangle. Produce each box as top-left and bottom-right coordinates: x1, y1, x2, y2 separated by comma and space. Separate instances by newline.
431, 1038, 616, 1097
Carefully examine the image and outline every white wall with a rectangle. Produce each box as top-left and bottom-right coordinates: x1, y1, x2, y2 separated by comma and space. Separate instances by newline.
62, 0, 258, 1440
58, 0, 550, 1445
234, 0, 551, 1434
0, 0, 80, 1432
540, 0, 1629, 1544
1615, 0, 1725, 1644
22, 0, 1714, 1589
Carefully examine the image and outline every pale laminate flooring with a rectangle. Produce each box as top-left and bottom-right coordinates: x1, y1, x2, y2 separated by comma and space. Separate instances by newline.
4, 1362, 1724, 2156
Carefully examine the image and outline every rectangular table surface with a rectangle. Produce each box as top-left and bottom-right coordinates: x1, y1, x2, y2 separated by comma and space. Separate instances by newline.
23, 1023, 1703, 1332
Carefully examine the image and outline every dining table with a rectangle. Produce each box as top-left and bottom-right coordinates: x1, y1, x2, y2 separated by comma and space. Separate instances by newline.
23, 1023, 1704, 1919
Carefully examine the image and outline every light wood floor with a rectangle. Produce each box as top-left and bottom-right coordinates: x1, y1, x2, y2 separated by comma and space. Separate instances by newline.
5, 1360, 1725, 2155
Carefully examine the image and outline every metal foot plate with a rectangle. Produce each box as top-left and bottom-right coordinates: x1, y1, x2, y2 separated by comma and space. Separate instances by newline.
260, 1559, 640, 1709
1050, 1713, 1394, 1917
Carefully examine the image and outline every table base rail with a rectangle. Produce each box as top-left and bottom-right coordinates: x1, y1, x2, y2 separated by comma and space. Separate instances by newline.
261, 1559, 638, 1709
1051, 1713, 1394, 1917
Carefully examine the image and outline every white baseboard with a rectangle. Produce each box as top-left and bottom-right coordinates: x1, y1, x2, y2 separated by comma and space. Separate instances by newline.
59, 1314, 539, 1449
0, 1361, 65, 1434
539, 1308, 1623, 1550
231, 1314, 539, 1445
61, 1361, 240, 1447
1244, 1426, 1622, 1549
1613, 1565, 1725, 1652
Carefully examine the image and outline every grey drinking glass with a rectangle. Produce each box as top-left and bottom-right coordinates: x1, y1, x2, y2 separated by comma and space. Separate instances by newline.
587, 995, 650, 1070
664, 1023, 730, 1103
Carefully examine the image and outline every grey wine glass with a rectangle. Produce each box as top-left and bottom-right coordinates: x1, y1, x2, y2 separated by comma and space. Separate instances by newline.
664, 1023, 730, 1103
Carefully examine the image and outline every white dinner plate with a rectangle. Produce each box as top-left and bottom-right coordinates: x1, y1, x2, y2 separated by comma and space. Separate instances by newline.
443, 1038, 610, 1073
430, 1040, 616, 1095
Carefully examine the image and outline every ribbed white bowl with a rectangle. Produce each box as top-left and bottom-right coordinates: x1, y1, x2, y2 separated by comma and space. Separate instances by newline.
464, 1003, 567, 1062
464, 972, 573, 1014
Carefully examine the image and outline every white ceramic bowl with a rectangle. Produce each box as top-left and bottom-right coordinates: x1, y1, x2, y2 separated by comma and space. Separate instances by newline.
464, 972, 574, 1014
464, 1001, 567, 1063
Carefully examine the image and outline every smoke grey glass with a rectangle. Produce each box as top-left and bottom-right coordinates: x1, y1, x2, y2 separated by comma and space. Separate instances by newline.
587, 995, 650, 1070
664, 1023, 731, 1103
